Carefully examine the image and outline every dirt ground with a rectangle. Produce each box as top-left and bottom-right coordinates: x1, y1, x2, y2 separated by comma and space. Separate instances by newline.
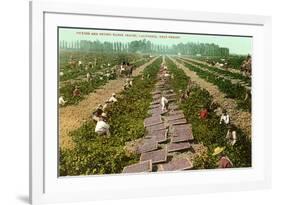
59, 57, 158, 150
170, 57, 251, 138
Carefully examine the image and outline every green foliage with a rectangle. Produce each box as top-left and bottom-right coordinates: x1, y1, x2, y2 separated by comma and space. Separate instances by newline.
165, 57, 190, 92
59, 76, 107, 105
182, 88, 251, 168
59, 57, 162, 176
167, 59, 251, 169
181, 57, 250, 85
59, 52, 150, 106
193, 150, 217, 169
177, 59, 251, 112
194, 55, 248, 70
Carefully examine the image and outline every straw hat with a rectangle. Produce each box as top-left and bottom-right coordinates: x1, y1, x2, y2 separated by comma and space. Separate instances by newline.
212, 146, 225, 156
101, 112, 107, 118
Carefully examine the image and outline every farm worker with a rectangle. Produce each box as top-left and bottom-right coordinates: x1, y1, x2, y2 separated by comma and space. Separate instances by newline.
124, 81, 130, 90
103, 100, 110, 111
127, 63, 133, 77
59, 71, 64, 77
129, 80, 133, 87
95, 113, 110, 136
105, 71, 111, 79
212, 147, 233, 168
164, 72, 171, 79
214, 106, 223, 116
185, 89, 191, 99
220, 110, 230, 125
120, 62, 126, 75
161, 95, 169, 111
226, 126, 237, 146
59, 96, 67, 106
78, 61, 82, 68
199, 108, 208, 120
108, 93, 118, 103
73, 86, 81, 97
86, 72, 91, 82
179, 90, 185, 103
92, 104, 103, 122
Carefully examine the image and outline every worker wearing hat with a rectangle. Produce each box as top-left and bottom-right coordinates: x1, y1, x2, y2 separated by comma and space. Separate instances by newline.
92, 104, 103, 122
212, 147, 233, 168
95, 112, 110, 136
108, 93, 118, 103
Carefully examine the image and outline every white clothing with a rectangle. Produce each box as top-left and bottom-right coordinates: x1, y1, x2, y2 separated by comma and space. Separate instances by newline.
59, 96, 66, 105
108, 96, 118, 103
161, 96, 168, 111
226, 130, 237, 145
103, 103, 108, 111
95, 120, 110, 135
220, 114, 230, 124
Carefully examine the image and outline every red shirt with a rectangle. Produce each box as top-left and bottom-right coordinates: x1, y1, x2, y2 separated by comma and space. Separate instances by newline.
199, 109, 208, 119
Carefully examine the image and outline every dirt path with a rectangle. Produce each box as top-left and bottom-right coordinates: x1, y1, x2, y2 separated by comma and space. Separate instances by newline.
59, 57, 158, 149
169, 57, 251, 138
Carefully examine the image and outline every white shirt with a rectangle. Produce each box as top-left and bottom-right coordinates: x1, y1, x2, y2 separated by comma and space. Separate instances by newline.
161, 96, 168, 107
95, 120, 110, 133
226, 130, 237, 145
103, 104, 108, 110
108, 96, 117, 103
59, 96, 66, 105
220, 114, 230, 124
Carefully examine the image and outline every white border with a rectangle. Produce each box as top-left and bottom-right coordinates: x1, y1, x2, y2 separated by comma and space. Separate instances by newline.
30, 1, 272, 204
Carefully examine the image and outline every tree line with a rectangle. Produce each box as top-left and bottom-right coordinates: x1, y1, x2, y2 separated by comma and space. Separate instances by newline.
60, 39, 229, 57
